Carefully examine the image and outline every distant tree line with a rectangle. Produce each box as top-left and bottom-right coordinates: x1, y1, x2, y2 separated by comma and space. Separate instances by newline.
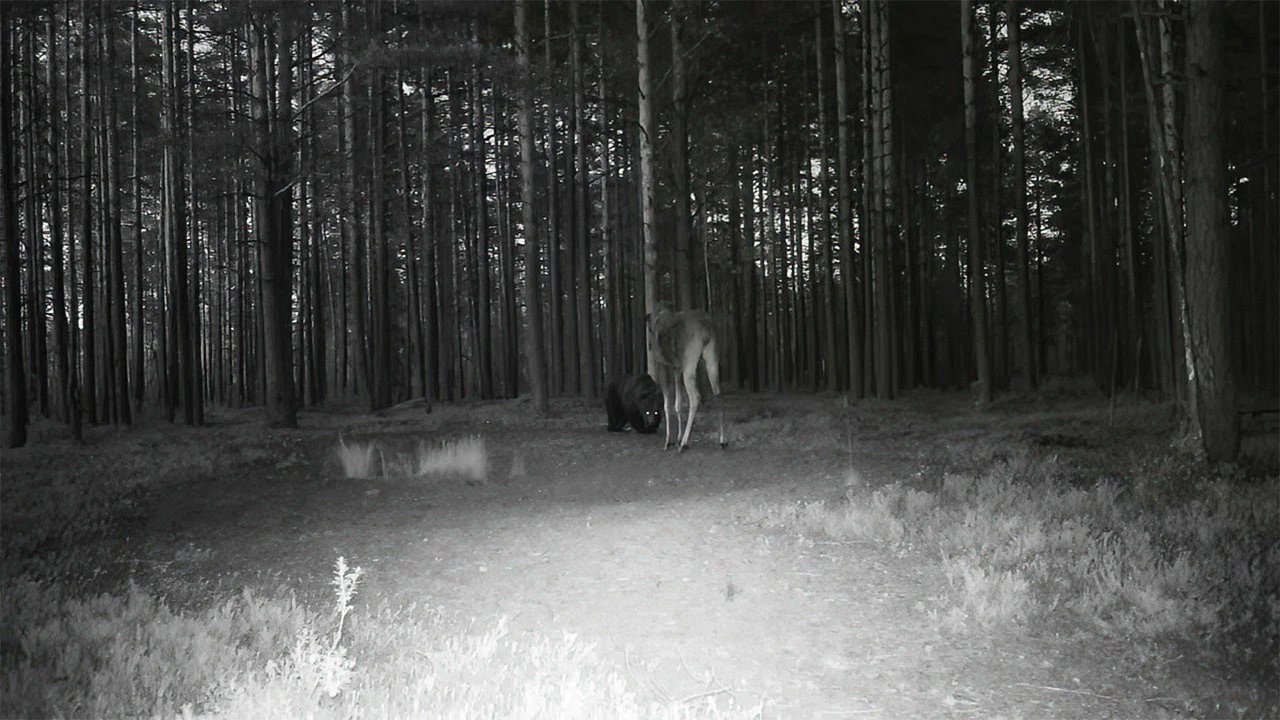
1, 0, 1274, 462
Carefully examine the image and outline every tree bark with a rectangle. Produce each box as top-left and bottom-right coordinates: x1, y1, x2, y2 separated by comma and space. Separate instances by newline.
517, 0, 548, 415
1132, 1, 1199, 433
420, 68, 437, 409
471, 22, 493, 399
637, 0, 658, 372
185, 2, 203, 424
816, 7, 838, 392
2, 9, 27, 447
961, 0, 992, 404
599, 16, 617, 382
544, 0, 564, 394
130, 8, 144, 408
1183, 0, 1238, 461
671, 2, 694, 310
571, 2, 595, 398
341, 3, 370, 403
45, 16, 72, 427
80, 0, 98, 424
162, 3, 195, 424
20, 32, 47, 419
869, 0, 892, 400
104, 6, 131, 424
248, 17, 296, 427
1008, 1, 1034, 390
832, 0, 862, 401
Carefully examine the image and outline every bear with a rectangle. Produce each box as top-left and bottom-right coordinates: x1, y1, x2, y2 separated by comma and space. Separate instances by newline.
604, 374, 663, 434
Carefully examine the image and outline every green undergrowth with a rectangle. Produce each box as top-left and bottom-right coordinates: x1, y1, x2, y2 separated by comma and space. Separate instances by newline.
1, 558, 749, 720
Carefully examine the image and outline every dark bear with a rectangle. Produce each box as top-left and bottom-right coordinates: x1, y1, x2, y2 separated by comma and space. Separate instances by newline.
605, 374, 663, 434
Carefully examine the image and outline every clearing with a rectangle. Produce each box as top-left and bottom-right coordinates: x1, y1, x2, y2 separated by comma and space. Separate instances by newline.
2, 392, 1275, 718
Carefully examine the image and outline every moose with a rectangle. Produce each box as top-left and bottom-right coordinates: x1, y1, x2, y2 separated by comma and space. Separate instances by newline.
647, 303, 724, 452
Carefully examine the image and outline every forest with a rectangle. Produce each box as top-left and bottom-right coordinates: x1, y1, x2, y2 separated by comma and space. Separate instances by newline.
1, 1, 1278, 717
2, 0, 1269, 453
0, 0, 1272, 457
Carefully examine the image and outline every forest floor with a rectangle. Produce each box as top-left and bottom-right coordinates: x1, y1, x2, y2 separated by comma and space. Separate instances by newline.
3, 390, 1277, 719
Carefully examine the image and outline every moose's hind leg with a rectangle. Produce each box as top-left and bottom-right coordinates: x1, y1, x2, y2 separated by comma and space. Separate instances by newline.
678, 368, 701, 452
662, 383, 677, 451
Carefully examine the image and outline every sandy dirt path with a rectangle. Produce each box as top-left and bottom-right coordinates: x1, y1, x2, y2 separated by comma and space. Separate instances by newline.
110, 396, 1210, 718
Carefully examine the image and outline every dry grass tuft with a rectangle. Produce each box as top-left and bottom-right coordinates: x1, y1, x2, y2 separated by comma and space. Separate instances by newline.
335, 438, 378, 479
414, 436, 489, 482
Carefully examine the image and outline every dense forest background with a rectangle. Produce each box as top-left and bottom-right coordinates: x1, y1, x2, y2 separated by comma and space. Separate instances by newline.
1, 0, 1275, 460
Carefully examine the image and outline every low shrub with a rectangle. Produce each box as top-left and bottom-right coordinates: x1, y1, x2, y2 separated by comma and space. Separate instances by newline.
757, 444, 1280, 670
2, 557, 750, 719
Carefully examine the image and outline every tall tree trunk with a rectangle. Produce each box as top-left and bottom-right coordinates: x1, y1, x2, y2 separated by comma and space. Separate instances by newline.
80, 0, 97, 424
185, 2, 202, 423
869, 0, 892, 400
130, 8, 144, 409
671, 1, 694, 310
832, 0, 862, 400
395, 69, 424, 401
599, 18, 617, 382
471, 22, 493, 399
571, 2, 595, 398
104, 7, 131, 424
742, 148, 759, 390
163, 3, 195, 424
1132, 1, 1199, 433
20, 32, 47, 419
1183, 0, 1237, 461
544, 0, 563, 394
341, 3, 370, 403
497, 100, 519, 396
1098, 19, 1119, 396
307, 30, 325, 404
248, 17, 297, 427
961, 0, 992, 404
367, 7, 390, 409
816, 6, 837, 392
420, 69, 437, 409
46, 15, 72, 426
1118, 32, 1139, 392
859, 0, 874, 397
1008, 1, 1034, 390
987, 3, 1007, 391
517, 0, 548, 415
2, 9, 27, 447
637, 0, 658, 372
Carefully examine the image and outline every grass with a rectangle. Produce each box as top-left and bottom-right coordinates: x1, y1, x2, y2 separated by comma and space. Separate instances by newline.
1, 557, 750, 719
335, 436, 488, 482
336, 438, 378, 479
753, 432, 1280, 674
414, 436, 488, 481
